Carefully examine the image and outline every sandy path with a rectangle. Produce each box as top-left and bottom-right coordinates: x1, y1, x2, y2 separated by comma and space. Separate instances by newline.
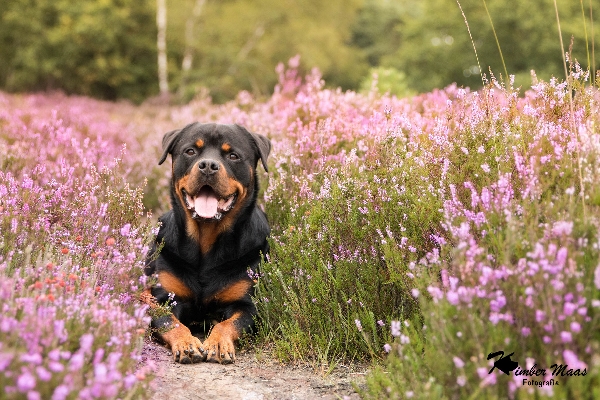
142, 340, 366, 400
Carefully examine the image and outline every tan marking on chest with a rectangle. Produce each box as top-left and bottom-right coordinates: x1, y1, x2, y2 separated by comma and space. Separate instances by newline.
213, 280, 252, 303
158, 271, 193, 299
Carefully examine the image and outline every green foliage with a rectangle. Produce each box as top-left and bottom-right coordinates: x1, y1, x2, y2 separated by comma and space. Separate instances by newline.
169, 0, 367, 103
350, 0, 404, 66
360, 66, 415, 97
377, 0, 600, 93
360, 76, 600, 399
255, 131, 444, 364
0, 0, 158, 102
1, 0, 599, 102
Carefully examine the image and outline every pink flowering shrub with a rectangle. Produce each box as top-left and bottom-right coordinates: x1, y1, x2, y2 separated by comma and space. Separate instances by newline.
0, 94, 157, 398
2, 56, 600, 399
161, 59, 600, 397
361, 69, 600, 397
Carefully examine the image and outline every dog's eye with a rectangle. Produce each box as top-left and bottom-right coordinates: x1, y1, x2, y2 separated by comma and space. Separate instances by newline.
184, 149, 196, 156
228, 153, 240, 160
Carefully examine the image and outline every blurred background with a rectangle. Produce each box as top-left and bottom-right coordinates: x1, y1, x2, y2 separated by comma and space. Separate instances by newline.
1, 0, 598, 104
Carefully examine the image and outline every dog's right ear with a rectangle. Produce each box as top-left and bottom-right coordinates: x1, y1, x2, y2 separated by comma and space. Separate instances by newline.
158, 129, 181, 165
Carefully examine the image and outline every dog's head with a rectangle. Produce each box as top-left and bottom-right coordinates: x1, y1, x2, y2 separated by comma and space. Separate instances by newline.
159, 123, 270, 225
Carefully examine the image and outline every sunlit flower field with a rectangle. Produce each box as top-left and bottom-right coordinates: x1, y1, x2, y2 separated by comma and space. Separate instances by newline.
1, 59, 600, 398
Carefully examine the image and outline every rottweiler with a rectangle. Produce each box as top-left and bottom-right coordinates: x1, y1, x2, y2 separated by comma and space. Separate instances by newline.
142, 122, 270, 364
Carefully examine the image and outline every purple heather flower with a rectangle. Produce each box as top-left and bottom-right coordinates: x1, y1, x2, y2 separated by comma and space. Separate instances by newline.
399, 334, 410, 344
27, 392, 41, 400
17, 371, 36, 392
391, 321, 401, 337
446, 291, 459, 305
354, 319, 362, 332
120, 223, 131, 237
52, 385, 70, 400
563, 350, 587, 370
453, 356, 465, 368
563, 302, 577, 316
68, 353, 85, 372
19, 353, 42, 365
560, 331, 572, 343
551, 221, 573, 236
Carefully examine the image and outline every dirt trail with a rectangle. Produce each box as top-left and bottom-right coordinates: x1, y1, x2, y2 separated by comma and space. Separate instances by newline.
142, 340, 366, 400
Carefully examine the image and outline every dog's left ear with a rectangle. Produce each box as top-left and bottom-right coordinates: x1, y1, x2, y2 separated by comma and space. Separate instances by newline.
252, 132, 271, 173
158, 129, 182, 165
237, 125, 271, 172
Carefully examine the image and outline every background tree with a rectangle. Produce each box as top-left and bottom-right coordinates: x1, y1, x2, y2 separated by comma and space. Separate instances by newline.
168, 0, 367, 103
178, 0, 206, 100
368, 0, 600, 92
157, 0, 169, 98
0, 0, 599, 102
0, 0, 157, 102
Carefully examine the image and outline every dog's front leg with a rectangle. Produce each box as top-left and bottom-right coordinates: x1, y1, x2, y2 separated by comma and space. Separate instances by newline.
141, 288, 207, 364
203, 307, 255, 364
156, 314, 206, 364
203, 278, 257, 364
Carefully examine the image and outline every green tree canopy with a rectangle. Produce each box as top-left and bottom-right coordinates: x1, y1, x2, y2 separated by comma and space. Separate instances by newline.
1, 0, 599, 102
0, 0, 157, 102
169, 0, 367, 102
359, 0, 600, 92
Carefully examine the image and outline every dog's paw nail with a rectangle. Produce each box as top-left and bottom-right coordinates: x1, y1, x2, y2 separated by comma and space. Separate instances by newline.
180, 356, 192, 364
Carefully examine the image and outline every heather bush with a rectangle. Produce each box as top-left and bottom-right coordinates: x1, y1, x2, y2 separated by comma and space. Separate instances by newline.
161, 60, 600, 399
2, 54, 600, 399
0, 93, 157, 398
361, 71, 600, 397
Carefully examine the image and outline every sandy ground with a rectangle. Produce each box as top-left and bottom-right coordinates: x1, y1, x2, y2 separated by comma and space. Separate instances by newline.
141, 339, 367, 400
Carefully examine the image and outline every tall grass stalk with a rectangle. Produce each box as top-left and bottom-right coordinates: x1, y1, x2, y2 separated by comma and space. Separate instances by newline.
590, 0, 596, 84
482, 0, 508, 83
456, 1, 484, 85
554, 0, 587, 220
580, 0, 592, 75
553, 0, 569, 81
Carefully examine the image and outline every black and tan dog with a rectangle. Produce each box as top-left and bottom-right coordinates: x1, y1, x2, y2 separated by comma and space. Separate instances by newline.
142, 122, 270, 364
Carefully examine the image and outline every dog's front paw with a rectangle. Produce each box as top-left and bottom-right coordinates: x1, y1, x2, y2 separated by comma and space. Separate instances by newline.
172, 335, 206, 364
203, 321, 238, 364
161, 323, 207, 364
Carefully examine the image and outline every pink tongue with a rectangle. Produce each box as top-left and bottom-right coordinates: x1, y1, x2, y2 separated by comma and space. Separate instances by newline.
194, 193, 219, 218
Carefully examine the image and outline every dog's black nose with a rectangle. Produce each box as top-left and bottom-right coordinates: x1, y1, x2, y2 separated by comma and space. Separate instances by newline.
198, 159, 220, 175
